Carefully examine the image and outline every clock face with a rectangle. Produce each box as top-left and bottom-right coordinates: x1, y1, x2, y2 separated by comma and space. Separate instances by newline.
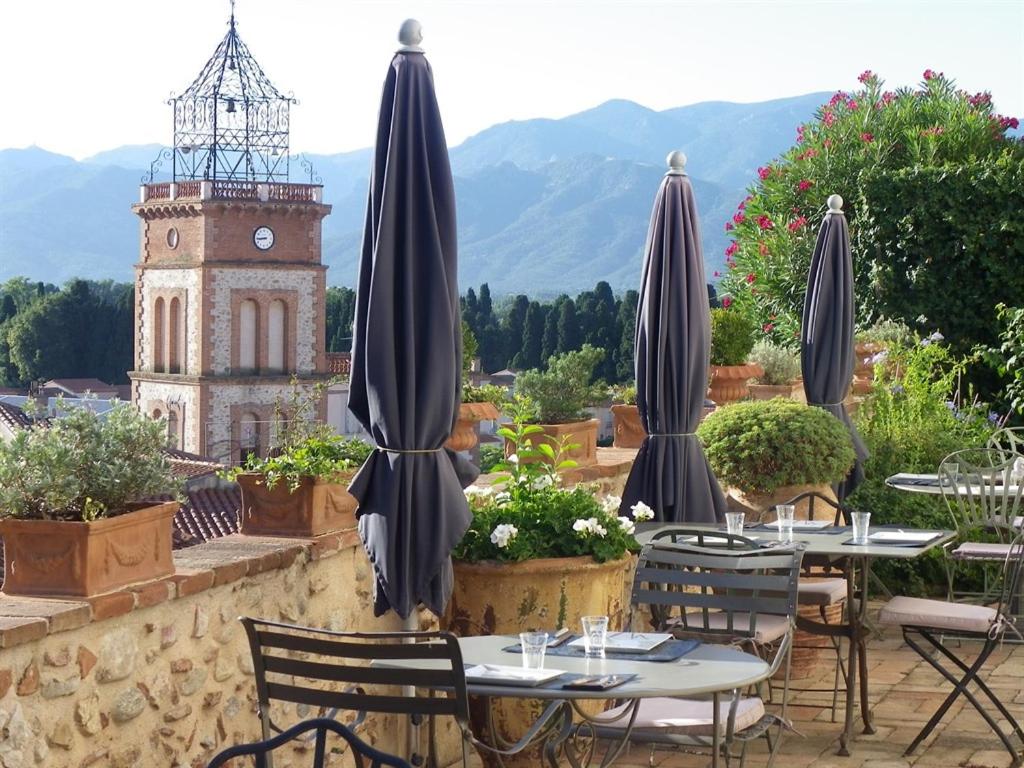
166, 227, 179, 249
253, 226, 275, 251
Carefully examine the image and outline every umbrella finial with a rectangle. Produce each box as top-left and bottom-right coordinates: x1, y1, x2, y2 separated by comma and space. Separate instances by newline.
666, 151, 687, 176
398, 19, 424, 51
827, 194, 844, 214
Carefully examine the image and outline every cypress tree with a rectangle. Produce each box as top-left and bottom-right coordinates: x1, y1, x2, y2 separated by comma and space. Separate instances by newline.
515, 302, 545, 370
556, 298, 581, 354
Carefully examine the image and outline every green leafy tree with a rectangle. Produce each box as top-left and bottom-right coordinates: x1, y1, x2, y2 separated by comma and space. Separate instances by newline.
541, 296, 563, 363
614, 289, 639, 381
503, 294, 530, 365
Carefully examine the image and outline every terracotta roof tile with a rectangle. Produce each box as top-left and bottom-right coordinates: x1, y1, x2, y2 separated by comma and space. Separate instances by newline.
0, 403, 35, 432
326, 353, 351, 378
173, 488, 241, 548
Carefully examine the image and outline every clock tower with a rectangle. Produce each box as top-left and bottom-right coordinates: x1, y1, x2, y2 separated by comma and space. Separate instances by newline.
130, 9, 331, 462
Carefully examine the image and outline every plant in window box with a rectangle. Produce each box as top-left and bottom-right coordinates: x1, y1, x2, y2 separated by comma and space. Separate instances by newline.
747, 341, 801, 400
709, 306, 762, 404
511, 344, 606, 466
0, 400, 181, 597
609, 382, 645, 448
225, 381, 373, 537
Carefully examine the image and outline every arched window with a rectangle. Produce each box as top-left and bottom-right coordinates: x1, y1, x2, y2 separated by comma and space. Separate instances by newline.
168, 297, 181, 374
153, 298, 165, 372
239, 299, 259, 373
268, 299, 287, 373
239, 411, 260, 461
167, 410, 180, 449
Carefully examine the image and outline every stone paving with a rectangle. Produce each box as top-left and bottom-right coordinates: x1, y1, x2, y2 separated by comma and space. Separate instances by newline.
468, 611, 1024, 768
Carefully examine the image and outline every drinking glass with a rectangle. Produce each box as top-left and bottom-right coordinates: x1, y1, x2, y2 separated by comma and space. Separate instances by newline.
581, 615, 609, 657
941, 461, 960, 487
519, 632, 548, 669
851, 511, 871, 545
775, 504, 795, 543
725, 512, 745, 536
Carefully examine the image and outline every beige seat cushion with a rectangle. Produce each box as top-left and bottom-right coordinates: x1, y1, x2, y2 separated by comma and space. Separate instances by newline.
952, 542, 1018, 561
797, 578, 847, 606
879, 596, 999, 634
672, 612, 789, 644
596, 696, 765, 736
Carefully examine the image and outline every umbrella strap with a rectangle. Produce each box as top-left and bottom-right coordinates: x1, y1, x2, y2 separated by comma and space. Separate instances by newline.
807, 402, 845, 407
648, 433, 696, 438
376, 447, 443, 454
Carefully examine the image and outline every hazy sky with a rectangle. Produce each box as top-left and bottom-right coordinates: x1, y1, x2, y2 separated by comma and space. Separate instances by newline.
2, 0, 1021, 159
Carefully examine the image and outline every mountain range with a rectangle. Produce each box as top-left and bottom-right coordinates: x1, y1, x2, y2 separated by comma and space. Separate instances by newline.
0, 92, 831, 295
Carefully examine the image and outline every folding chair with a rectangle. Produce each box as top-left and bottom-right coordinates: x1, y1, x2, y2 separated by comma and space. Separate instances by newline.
591, 540, 805, 768
206, 717, 411, 768
241, 618, 561, 767
879, 531, 1024, 765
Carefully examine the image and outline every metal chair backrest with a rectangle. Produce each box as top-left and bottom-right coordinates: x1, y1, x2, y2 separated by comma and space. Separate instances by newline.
206, 716, 412, 768
768, 490, 851, 525
649, 526, 760, 550
938, 448, 1024, 541
988, 427, 1024, 460
241, 618, 470, 742
632, 541, 804, 644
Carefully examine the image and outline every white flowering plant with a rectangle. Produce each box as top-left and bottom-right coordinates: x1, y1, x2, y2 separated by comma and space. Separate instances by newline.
452, 396, 638, 564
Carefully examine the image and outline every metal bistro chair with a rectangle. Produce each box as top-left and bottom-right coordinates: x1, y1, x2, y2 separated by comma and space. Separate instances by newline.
241, 618, 562, 768
591, 539, 805, 768
939, 448, 1024, 605
206, 717, 411, 768
879, 530, 1024, 766
989, 426, 1024, 459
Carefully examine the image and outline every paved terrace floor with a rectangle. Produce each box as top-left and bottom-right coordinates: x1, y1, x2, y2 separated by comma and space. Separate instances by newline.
468, 612, 1024, 768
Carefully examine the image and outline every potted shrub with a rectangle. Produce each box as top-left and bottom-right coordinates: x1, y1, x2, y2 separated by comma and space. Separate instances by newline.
609, 383, 645, 448
447, 383, 505, 452
709, 308, 762, 404
511, 344, 606, 466
0, 400, 180, 597
696, 398, 856, 520
747, 341, 801, 400
447, 401, 643, 767
227, 383, 373, 537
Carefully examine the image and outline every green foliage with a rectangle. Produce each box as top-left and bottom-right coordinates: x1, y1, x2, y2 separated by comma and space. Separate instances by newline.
979, 304, 1024, 416
697, 399, 856, 495
515, 344, 606, 424
461, 320, 479, 376
325, 286, 357, 353
748, 341, 800, 385
847, 336, 1000, 595
718, 70, 1024, 353
452, 401, 636, 564
0, 400, 180, 521
478, 444, 505, 474
609, 383, 637, 405
710, 308, 755, 366
855, 318, 912, 347
461, 382, 508, 407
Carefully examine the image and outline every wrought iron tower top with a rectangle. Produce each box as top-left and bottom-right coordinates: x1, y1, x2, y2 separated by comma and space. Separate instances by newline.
170, 5, 295, 182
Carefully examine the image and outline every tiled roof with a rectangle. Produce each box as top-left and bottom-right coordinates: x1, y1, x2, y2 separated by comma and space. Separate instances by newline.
163, 447, 224, 480
0, 402, 35, 432
326, 352, 351, 378
173, 488, 242, 548
43, 378, 117, 394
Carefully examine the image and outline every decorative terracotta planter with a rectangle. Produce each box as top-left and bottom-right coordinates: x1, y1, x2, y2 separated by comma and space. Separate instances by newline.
725, 483, 838, 525
776, 601, 845, 680
446, 554, 633, 768
747, 383, 796, 401
503, 418, 599, 467
446, 402, 500, 452
853, 342, 882, 379
610, 404, 645, 448
708, 363, 764, 405
0, 501, 178, 598
237, 473, 358, 537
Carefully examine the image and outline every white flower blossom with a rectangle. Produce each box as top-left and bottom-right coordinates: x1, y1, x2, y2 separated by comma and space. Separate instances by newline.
869, 350, 888, 364
573, 517, 608, 538
490, 524, 519, 549
601, 495, 622, 514
464, 485, 494, 497
531, 474, 554, 490
507, 453, 519, 465
617, 516, 636, 535
494, 491, 511, 503
928, 331, 945, 342
630, 501, 655, 521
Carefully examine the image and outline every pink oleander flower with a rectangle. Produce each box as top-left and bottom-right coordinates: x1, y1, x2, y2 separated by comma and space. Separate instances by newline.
745, 273, 756, 284
788, 216, 808, 232
823, 111, 836, 127
796, 124, 806, 143
722, 296, 732, 308
858, 70, 874, 84
724, 221, 734, 232
969, 92, 992, 108
823, 138, 833, 149
797, 148, 819, 161
921, 126, 945, 137
847, 98, 859, 110
881, 91, 896, 105
733, 211, 746, 225
713, 271, 720, 277
860, 132, 874, 143
756, 215, 774, 230
797, 179, 813, 192
829, 91, 848, 108
758, 242, 769, 256
758, 166, 772, 180
923, 69, 938, 81
725, 242, 739, 257
763, 323, 774, 333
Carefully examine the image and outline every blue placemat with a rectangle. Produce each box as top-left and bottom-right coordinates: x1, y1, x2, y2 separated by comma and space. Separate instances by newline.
502, 636, 700, 662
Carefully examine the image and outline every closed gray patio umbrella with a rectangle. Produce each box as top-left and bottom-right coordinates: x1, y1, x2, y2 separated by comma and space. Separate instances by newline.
620, 152, 727, 523
801, 194, 868, 499
348, 20, 476, 619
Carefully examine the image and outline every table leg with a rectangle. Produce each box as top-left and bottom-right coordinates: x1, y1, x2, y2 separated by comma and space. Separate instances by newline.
839, 564, 858, 757
857, 558, 876, 735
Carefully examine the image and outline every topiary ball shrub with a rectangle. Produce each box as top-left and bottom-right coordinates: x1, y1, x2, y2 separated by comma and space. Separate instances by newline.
697, 398, 856, 495
710, 308, 756, 366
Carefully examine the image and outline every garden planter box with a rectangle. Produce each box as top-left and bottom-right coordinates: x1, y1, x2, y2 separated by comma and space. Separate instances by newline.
237, 473, 358, 538
0, 501, 178, 598
611, 404, 645, 448
708, 363, 764, 405
747, 383, 797, 401
446, 402, 500, 452
503, 418, 599, 467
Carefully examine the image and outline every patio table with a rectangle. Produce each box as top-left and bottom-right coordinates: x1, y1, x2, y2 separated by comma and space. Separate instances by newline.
886, 472, 1022, 498
635, 523, 957, 756
373, 633, 769, 767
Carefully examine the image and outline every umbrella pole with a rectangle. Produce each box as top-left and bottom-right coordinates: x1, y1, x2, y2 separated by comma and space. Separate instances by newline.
403, 611, 423, 764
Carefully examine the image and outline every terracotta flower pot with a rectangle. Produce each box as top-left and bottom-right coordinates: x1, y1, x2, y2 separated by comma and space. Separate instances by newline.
237, 473, 358, 537
747, 383, 796, 401
445, 554, 633, 768
610, 404, 645, 448
724, 483, 838, 524
708, 363, 764, 405
0, 501, 178, 598
446, 402, 500, 452
853, 342, 882, 379
503, 418, 599, 467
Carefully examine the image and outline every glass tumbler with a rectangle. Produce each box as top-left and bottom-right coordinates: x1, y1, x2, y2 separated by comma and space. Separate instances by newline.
581, 615, 609, 657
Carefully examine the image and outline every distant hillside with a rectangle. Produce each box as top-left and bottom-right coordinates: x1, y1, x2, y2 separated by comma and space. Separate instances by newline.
0, 92, 831, 293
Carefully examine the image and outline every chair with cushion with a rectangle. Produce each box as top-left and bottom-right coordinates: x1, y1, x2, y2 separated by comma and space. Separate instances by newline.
206, 717, 411, 768
879, 531, 1024, 765
591, 539, 805, 768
